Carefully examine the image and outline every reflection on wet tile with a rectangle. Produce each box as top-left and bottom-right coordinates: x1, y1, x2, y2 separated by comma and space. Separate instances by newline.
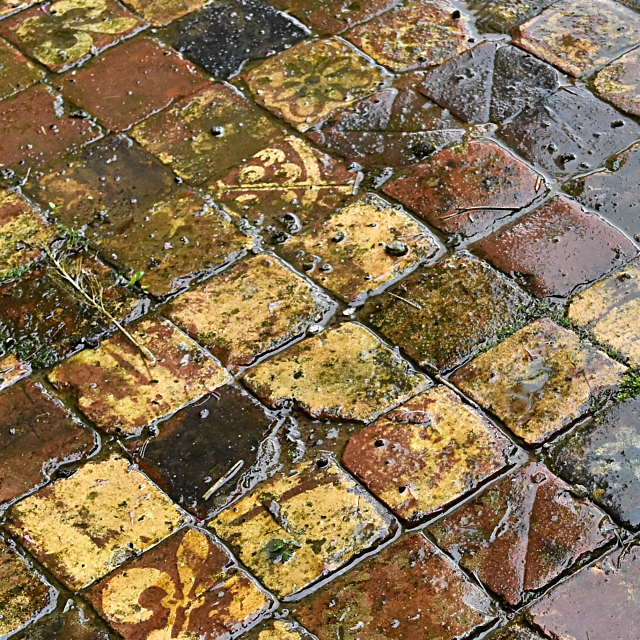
364, 253, 530, 372
451, 318, 626, 444
210, 457, 396, 597
0, 37, 43, 101
550, 397, 640, 528
294, 533, 497, 639
343, 385, 512, 523
513, 0, 640, 77
0, 0, 145, 72
132, 84, 283, 185
87, 528, 273, 639
429, 462, 616, 605
527, 546, 640, 639
467, 0, 556, 32
279, 193, 440, 304
473, 196, 638, 298
122, 0, 208, 26
485, 623, 546, 640
166, 254, 335, 372
7, 455, 185, 591
384, 140, 542, 238
500, 88, 640, 179
595, 48, 640, 117
0, 537, 53, 637
0, 379, 95, 505
175, 0, 308, 79
48, 317, 231, 436
59, 38, 209, 133
308, 87, 466, 167
132, 386, 278, 518
244, 38, 387, 132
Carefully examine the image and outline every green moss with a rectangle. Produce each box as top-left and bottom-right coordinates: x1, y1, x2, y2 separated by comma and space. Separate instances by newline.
617, 368, 640, 402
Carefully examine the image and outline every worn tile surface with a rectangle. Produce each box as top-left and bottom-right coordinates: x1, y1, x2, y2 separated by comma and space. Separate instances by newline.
0, 354, 31, 392
473, 196, 638, 297
485, 623, 546, 640
430, 462, 616, 605
6, 455, 185, 590
364, 252, 531, 372
87, 528, 272, 639
121, 0, 208, 26
595, 47, 640, 117
166, 254, 334, 372
210, 457, 396, 597
0, 37, 43, 101
468, 0, 557, 32
48, 317, 231, 436
0, 0, 36, 18
384, 140, 543, 238
451, 318, 626, 444
294, 533, 497, 639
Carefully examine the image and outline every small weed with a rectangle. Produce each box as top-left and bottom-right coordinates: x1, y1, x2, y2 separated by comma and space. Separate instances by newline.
1, 264, 31, 282
617, 368, 640, 403
126, 270, 145, 288
266, 538, 302, 564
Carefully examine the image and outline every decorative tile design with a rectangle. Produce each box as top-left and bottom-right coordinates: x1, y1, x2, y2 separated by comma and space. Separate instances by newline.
0, 37, 43, 101
595, 47, 640, 116
121, 0, 208, 26
467, 0, 557, 33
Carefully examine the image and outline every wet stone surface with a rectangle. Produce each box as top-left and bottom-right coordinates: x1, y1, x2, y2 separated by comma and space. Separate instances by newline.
6, 455, 185, 591
48, 317, 231, 436
174, 0, 308, 79
473, 195, 638, 298
550, 396, 640, 528
0, 0, 36, 18
451, 318, 626, 444
242, 322, 429, 422
293, 532, 497, 639
166, 253, 335, 372
429, 462, 617, 605
210, 457, 397, 597
121, 0, 208, 26
342, 385, 513, 523
594, 47, 640, 117
383, 140, 543, 239
467, 0, 557, 33
364, 252, 531, 372
244, 620, 314, 640
0, 37, 43, 101
0, 354, 31, 392
86, 527, 273, 639
485, 623, 546, 640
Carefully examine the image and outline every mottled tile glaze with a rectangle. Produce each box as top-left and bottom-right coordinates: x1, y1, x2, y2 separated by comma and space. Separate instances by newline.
0, 0, 36, 17
595, 47, 640, 117
468, 0, 557, 32
0, 354, 31, 392
244, 620, 314, 640
122, 0, 208, 26
0, 37, 43, 101
485, 623, 546, 640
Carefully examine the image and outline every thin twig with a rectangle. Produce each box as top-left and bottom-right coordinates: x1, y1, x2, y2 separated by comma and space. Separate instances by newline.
387, 291, 422, 310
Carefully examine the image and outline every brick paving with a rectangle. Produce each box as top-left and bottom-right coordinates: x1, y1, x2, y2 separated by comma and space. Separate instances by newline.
0, 0, 640, 638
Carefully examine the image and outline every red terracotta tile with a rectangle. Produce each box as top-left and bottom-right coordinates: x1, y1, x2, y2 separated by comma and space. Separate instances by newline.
0, 37, 43, 101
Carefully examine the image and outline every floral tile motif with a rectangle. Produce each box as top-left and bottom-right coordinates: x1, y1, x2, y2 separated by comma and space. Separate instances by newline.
467, 0, 557, 33
210, 456, 397, 597
244, 38, 388, 132
293, 533, 497, 640
59, 38, 209, 133
131, 84, 283, 185
166, 253, 335, 372
210, 136, 356, 242
595, 47, 640, 117
0, 0, 146, 73
364, 252, 531, 372
7, 455, 185, 591
513, 0, 640, 77
0, 379, 96, 505
121, 0, 208, 26
429, 462, 616, 605
279, 193, 441, 304
48, 317, 231, 436
87, 528, 273, 639
345, 0, 474, 72
383, 140, 543, 238
343, 385, 513, 523
0, 37, 43, 101
242, 322, 430, 422
451, 318, 626, 444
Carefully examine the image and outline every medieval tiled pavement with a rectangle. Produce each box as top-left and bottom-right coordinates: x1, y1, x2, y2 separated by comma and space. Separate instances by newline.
1, 0, 640, 637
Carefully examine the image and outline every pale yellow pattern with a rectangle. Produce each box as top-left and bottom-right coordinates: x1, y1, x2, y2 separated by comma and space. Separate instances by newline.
258, 621, 306, 640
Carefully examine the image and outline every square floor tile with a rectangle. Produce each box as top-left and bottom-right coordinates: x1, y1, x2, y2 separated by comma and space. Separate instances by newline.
473, 196, 638, 298
383, 140, 544, 238
59, 38, 209, 133
499, 88, 640, 179
174, 0, 308, 79
0, 37, 43, 101
279, 193, 441, 304
513, 0, 640, 77
345, 0, 474, 72
364, 252, 531, 372
87, 527, 273, 639
244, 38, 388, 132
48, 317, 231, 436
166, 253, 335, 372
0, 379, 96, 505
122, 0, 208, 26
0, 0, 145, 72
131, 84, 283, 185
242, 322, 430, 423
467, 0, 557, 32
429, 462, 616, 605
567, 259, 640, 366
595, 47, 640, 117
550, 396, 640, 528
294, 533, 497, 639
6, 455, 186, 590
343, 385, 513, 523
451, 318, 626, 444
210, 456, 396, 597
